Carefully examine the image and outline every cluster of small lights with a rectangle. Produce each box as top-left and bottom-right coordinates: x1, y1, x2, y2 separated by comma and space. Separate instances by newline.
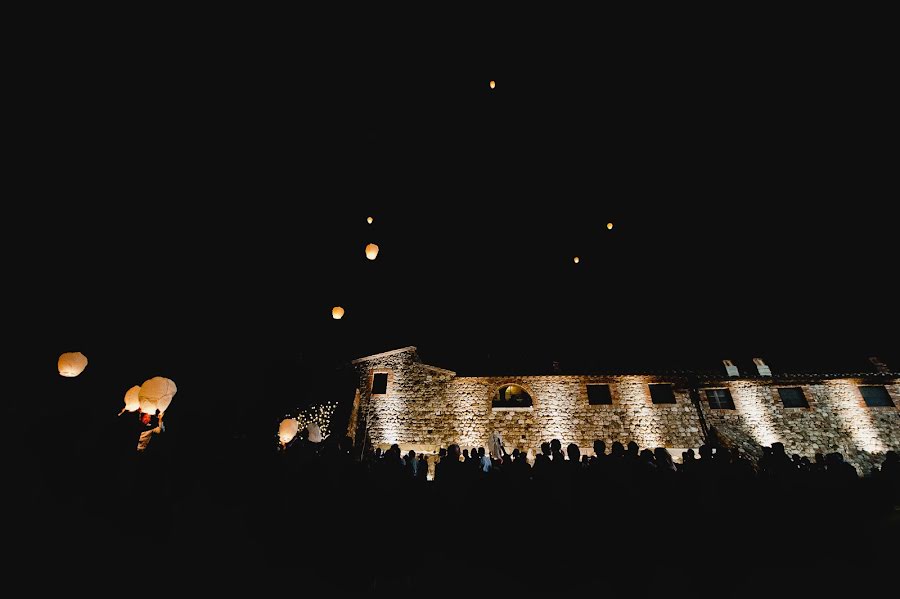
275, 401, 339, 447
296, 401, 338, 439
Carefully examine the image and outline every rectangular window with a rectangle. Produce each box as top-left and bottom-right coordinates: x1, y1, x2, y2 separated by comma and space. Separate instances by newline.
587, 384, 612, 405
858, 385, 894, 407
649, 383, 676, 404
778, 387, 809, 408
705, 388, 735, 409
372, 373, 388, 395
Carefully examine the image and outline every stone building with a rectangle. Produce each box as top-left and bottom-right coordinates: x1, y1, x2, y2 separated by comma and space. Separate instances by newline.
346, 346, 900, 474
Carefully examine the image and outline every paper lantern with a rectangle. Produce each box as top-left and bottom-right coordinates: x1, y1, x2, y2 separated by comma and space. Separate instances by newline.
279, 418, 299, 445
365, 243, 379, 260
607, 222, 614, 230
139, 376, 177, 415
489, 80, 496, 89
332, 306, 344, 319
58, 352, 88, 377
367, 216, 373, 224
123, 385, 141, 413
573, 256, 580, 264
307, 421, 323, 443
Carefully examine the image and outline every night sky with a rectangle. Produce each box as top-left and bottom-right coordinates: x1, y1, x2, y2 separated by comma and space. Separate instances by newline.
11, 20, 897, 431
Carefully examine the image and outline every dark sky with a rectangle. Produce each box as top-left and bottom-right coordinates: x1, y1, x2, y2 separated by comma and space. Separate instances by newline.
10, 18, 897, 424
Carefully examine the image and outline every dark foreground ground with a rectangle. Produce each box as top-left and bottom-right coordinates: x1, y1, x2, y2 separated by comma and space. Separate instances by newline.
5, 432, 899, 596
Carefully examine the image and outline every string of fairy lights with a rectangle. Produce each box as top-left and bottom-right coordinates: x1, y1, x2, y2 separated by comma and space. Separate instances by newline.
276, 401, 338, 447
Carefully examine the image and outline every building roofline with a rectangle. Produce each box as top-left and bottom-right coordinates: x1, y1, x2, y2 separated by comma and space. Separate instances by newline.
451, 371, 899, 382
351, 346, 417, 364
419, 363, 457, 376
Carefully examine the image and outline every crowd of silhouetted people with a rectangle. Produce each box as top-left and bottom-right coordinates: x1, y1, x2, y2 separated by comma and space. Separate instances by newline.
280, 432, 899, 501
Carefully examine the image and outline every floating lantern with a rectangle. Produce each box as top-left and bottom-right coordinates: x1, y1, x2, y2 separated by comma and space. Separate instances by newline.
607, 222, 614, 230
121, 385, 141, 414
279, 418, 299, 445
332, 306, 344, 319
58, 352, 88, 377
573, 256, 580, 264
307, 421, 323, 443
367, 216, 373, 224
489, 80, 496, 89
365, 243, 379, 260
139, 376, 177, 415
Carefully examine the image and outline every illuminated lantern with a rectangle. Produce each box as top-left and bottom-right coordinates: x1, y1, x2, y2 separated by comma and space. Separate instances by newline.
365, 243, 379, 260
332, 306, 345, 319
122, 385, 141, 414
58, 352, 88, 377
573, 256, 580, 264
279, 418, 298, 445
139, 376, 177, 415
607, 222, 613, 230
307, 421, 323, 443
489, 80, 496, 89
367, 216, 373, 224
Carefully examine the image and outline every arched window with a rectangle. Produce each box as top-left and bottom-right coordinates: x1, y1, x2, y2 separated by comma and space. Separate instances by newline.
493, 384, 533, 409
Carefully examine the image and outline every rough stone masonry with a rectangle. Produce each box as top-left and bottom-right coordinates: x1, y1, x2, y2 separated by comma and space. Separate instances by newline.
346, 347, 900, 474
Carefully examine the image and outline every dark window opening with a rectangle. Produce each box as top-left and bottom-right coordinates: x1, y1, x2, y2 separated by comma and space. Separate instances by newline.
778, 387, 809, 408
705, 388, 735, 409
649, 384, 676, 404
587, 384, 612, 405
493, 384, 533, 408
372, 373, 388, 395
859, 386, 894, 407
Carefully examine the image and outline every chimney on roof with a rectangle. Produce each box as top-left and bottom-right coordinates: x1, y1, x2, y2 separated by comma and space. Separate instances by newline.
868, 356, 890, 374
753, 358, 772, 376
723, 359, 739, 377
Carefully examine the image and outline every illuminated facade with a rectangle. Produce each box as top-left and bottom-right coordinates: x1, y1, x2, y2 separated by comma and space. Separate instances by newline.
347, 347, 900, 473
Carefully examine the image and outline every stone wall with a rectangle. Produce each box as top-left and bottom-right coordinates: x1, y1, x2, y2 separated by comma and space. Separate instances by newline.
699, 378, 900, 473
350, 347, 900, 474
350, 347, 703, 456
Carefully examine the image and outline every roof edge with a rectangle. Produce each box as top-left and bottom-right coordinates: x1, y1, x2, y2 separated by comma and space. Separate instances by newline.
351, 346, 417, 364
419, 363, 457, 376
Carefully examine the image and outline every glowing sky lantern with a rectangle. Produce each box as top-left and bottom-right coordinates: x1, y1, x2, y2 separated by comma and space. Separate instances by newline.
332, 306, 345, 319
489, 80, 496, 89
279, 418, 299, 445
367, 216, 373, 224
573, 256, 580, 264
365, 243, 379, 260
607, 222, 614, 230
120, 385, 141, 415
139, 376, 177, 415
58, 352, 88, 377
307, 421, 323, 443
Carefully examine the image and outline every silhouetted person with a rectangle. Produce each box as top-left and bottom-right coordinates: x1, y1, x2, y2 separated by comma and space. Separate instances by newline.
417, 453, 429, 482
405, 450, 418, 478
654, 447, 676, 472
591, 440, 606, 466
